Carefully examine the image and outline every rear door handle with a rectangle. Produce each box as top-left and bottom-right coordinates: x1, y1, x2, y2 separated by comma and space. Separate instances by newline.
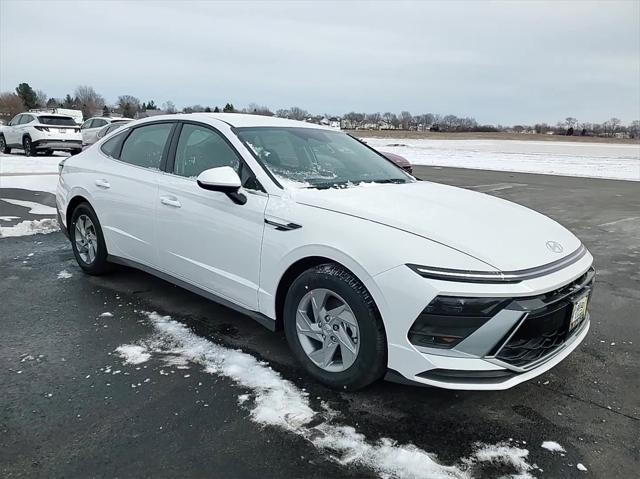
94, 179, 110, 189
160, 195, 181, 208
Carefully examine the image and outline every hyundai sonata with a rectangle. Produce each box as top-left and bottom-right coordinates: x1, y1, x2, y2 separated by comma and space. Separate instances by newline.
56, 113, 594, 390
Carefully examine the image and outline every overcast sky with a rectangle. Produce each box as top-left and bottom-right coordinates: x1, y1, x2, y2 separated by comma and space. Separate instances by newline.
1, 0, 638, 124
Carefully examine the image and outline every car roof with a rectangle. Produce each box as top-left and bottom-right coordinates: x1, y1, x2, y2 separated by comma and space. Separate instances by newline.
132, 113, 337, 130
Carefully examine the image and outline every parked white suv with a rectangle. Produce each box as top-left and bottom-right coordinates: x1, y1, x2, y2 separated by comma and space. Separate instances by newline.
0, 112, 82, 156
81, 117, 132, 146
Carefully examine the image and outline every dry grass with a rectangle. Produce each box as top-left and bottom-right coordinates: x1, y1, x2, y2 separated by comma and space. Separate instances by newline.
350, 129, 639, 144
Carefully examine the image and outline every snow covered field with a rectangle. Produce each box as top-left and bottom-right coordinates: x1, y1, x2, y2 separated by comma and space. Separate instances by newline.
366, 138, 640, 181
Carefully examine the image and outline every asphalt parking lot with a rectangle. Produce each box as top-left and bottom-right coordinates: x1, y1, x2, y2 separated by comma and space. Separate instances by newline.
1, 166, 638, 478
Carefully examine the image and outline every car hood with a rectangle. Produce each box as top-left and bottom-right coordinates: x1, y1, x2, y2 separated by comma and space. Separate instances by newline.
294, 181, 582, 271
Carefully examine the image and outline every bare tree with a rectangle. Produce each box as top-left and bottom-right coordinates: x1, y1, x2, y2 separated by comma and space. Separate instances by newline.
163, 101, 177, 114
365, 112, 381, 128
244, 103, 274, 116
399, 111, 413, 130
628, 120, 640, 139
564, 117, 578, 129
0, 92, 25, 121
74, 85, 105, 119
117, 95, 141, 118
288, 106, 308, 121
35, 90, 48, 108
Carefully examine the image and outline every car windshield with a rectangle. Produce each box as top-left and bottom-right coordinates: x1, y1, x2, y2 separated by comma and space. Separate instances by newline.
235, 127, 411, 188
38, 116, 76, 126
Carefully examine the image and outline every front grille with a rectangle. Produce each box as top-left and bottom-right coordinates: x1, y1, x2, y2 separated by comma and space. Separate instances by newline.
496, 304, 571, 367
494, 267, 594, 368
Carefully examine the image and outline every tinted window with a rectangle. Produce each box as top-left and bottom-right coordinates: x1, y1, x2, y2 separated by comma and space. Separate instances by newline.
82, 119, 94, 129
174, 124, 241, 178
20, 115, 34, 124
38, 116, 76, 126
100, 131, 127, 158
119, 123, 173, 169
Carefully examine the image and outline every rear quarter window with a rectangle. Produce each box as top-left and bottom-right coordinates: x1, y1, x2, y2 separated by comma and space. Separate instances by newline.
100, 131, 127, 158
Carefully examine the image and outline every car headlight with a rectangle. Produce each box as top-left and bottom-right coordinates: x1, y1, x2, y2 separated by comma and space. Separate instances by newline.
406, 263, 520, 284
408, 296, 511, 349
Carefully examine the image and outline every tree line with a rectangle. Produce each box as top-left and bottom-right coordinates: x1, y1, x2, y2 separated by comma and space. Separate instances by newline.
1, 82, 638, 139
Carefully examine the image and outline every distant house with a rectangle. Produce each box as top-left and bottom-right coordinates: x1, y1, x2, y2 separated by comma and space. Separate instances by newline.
328, 117, 341, 129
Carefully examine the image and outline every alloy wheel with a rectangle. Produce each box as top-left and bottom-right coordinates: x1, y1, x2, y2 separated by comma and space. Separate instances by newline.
74, 214, 98, 264
296, 288, 360, 372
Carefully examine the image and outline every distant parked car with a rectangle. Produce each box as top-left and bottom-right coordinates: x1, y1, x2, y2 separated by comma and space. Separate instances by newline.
81, 117, 132, 146
380, 151, 413, 174
96, 119, 133, 141
0, 112, 82, 156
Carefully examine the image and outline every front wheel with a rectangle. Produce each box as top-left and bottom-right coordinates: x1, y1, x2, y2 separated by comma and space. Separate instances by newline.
23, 136, 35, 156
284, 264, 387, 390
70, 203, 111, 275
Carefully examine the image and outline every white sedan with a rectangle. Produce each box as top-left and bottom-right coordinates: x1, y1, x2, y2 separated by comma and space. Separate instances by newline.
55, 113, 594, 390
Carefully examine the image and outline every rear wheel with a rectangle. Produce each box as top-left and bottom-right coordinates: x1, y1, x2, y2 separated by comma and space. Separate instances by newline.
0, 135, 10, 154
23, 136, 35, 156
284, 263, 387, 390
70, 203, 111, 275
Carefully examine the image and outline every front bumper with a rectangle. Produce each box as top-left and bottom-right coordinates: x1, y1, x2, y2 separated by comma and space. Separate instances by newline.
372, 248, 594, 390
33, 139, 82, 151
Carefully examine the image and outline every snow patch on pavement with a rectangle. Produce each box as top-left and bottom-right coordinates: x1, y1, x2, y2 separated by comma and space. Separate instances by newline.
99, 312, 114, 317
0, 218, 59, 237
0, 174, 59, 194
367, 138, 640, 181
577, 463, 588, 471
541, 441, 566, 453
57, 269, 72, 279
0, 198, 56, 215
112, 310, 538, 479
115, 344, 151, 365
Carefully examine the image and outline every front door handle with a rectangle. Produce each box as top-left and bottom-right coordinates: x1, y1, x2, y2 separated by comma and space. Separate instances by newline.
94, 179, 111, 189
160, 196, 181, 208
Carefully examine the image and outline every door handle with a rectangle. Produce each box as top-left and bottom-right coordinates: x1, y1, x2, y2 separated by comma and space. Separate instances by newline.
160, 196, 181, 208
94, 179, 111, 189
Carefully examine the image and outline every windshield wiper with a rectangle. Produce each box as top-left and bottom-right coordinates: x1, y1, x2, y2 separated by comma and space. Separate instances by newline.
371, 178, 408, 184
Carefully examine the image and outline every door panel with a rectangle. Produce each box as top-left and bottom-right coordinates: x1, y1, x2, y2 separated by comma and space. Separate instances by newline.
155, 122, 267, 310
91, 122, 174, 266
156, 175, 267, 309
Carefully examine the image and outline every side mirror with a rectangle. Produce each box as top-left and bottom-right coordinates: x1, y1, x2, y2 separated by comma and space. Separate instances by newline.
197, 166, 246, 205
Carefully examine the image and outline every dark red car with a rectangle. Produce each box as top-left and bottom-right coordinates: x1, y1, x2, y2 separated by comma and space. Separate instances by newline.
380, 151, 413, 174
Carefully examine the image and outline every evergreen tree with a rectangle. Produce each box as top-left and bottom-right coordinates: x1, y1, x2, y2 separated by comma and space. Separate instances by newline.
146, 100, 157, 110
223, 103, 234, 113
103, 105, 110, 116
15, 83, 38, 109
205, 106, 212, 112
213, 106, 220, 113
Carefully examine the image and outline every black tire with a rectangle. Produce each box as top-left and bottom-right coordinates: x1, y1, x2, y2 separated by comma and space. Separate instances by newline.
0, 134, 10, 154
70, 203, 112, 275
283, 263, 387, 390
41, 149, 53, 156
23, 136, 35, 156
70, 148, 82, 156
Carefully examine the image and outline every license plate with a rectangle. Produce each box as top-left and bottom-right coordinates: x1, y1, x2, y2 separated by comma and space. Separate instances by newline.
570, 294, 589, 331
59, 128, 66, 134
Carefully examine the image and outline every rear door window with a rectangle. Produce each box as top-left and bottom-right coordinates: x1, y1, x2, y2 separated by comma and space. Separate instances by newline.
119, 123, 173, 170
